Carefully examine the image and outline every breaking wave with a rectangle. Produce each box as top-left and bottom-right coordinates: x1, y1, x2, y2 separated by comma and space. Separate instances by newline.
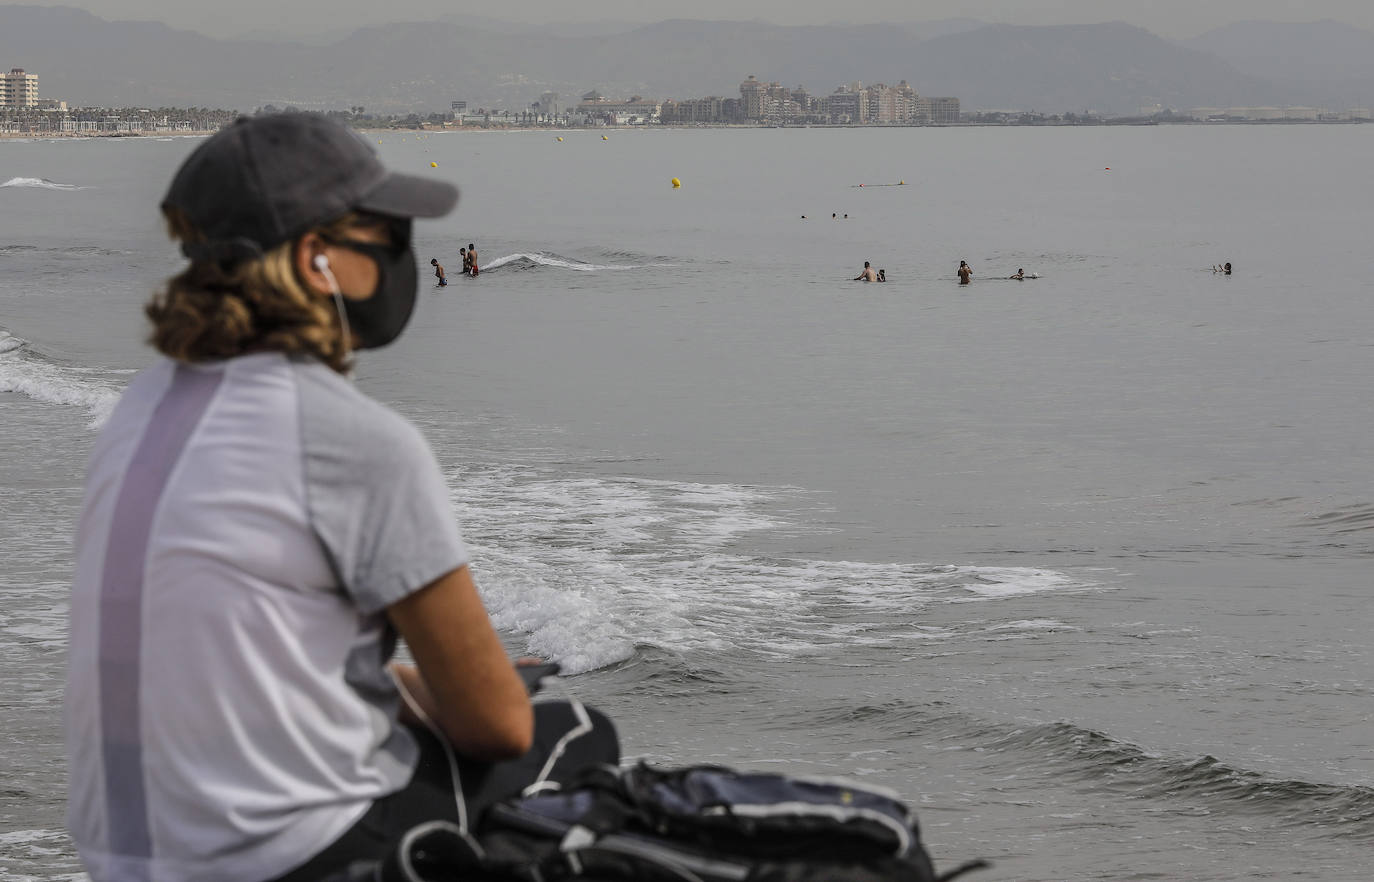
0, 330, 122, 427
0, 177, 86, 191
449, 464, 1105, 675
479, 251, 676, 273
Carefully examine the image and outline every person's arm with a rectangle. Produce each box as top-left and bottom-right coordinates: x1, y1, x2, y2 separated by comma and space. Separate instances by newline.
388, 565, 534, 760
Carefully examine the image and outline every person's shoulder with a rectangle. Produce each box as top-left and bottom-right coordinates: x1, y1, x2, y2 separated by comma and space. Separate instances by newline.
92, 358, 178, 447
292, 361, 438, 475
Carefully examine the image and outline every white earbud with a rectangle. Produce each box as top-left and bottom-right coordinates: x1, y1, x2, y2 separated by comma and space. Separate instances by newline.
313, 253, 352, 374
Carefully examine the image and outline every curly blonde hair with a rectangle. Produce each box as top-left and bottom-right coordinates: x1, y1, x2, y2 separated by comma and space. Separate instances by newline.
146, 210, 361, 373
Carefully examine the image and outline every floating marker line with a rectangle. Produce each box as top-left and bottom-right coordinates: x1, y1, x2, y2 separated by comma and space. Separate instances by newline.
850, 181, 907, 188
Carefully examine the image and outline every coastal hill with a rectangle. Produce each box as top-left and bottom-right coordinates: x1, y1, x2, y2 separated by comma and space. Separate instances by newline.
2, 5, 1371, 114
1184, 20, 1374, 108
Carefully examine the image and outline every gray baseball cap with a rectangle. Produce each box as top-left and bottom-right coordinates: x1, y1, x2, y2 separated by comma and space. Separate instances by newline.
162, 113, 458, 263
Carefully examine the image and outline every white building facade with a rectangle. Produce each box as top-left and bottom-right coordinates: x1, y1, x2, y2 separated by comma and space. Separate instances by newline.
1, 68, 39, 108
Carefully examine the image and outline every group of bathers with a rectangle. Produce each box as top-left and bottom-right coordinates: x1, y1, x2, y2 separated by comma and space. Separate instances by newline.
432, 243, 479, 286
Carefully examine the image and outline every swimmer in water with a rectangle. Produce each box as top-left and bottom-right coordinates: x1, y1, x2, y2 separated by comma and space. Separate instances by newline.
467, 243, 479, 277
1009, 268, 1024, 280
958, 261, 972, 285
877, 269, 886, 282
431, 257, 448, 287
854, 261, 877, 282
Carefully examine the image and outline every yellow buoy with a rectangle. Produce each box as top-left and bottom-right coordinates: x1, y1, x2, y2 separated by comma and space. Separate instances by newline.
556, 136, 563, 141
430, 162, 437, 168
671, 177, 681, 189
899, 180, 905, 185
602, 135, 608, 140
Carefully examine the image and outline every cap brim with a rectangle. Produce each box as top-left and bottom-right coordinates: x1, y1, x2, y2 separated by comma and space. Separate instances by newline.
356, 172, 458, 219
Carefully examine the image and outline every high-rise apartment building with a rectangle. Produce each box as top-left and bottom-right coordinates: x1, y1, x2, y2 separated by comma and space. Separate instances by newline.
0, 68, 39, 108
739, 75, 766, 120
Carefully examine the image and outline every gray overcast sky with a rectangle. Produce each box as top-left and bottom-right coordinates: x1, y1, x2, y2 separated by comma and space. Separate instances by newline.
6, 0, 1374, 39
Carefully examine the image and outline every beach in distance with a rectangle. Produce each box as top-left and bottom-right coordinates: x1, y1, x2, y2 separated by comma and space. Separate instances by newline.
2, 125, 1372, 880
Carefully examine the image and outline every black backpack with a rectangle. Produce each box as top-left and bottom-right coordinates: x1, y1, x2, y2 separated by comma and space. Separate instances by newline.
372, 762, 988, 882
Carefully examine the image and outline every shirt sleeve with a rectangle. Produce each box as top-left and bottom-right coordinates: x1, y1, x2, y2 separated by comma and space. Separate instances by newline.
296, 366, 469, 614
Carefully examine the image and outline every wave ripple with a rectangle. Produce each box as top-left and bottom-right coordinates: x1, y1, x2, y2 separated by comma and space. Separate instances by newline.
989, 720, 1374, 837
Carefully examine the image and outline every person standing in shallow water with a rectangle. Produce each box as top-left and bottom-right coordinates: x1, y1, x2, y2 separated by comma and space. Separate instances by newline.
62, 113, 617, 882
958, 261, 972, 285
466, 242, 479, 277
431, 257, 448, 286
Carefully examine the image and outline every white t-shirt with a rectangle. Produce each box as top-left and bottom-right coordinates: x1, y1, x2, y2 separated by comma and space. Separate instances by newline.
65, 353, 468, 882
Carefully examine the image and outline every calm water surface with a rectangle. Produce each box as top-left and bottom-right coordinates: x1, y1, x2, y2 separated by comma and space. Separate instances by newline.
2, 125, 1372, 880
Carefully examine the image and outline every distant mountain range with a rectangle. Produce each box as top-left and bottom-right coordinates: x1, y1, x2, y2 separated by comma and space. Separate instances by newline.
2, 5, 1372, 115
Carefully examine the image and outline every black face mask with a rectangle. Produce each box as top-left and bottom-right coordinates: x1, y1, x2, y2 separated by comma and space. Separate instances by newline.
323, 218, 418, 350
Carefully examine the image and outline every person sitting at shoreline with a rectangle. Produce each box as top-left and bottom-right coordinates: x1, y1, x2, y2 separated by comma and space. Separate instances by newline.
854, 261, 877, 282
63, 113, 618, 882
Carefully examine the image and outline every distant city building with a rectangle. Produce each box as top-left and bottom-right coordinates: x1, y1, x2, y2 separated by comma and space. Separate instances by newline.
1206, 106, 1334, 121
575, 92, 660, 124
450, 100, 467, 115
927, 97, 960, 124
821, 87, 866, 123
536, 91, 560, 119
739, 75, 766, 120
1, 68, 39, 108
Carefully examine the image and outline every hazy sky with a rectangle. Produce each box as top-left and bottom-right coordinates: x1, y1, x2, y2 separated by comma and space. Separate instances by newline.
5, 0, 1374, 40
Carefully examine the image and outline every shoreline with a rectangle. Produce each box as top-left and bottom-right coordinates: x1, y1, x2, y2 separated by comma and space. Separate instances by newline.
4, 118, 1368, 142
0, 130, 219, 140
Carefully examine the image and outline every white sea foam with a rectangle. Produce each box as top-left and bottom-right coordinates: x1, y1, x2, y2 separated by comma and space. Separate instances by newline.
948, 566, 1084, 600
988, 619, 1075, 632
0, 829, 84, 881
480, 252, 673, 272
449, 466, 1105, 674
0, 332, 122, 427
0, 177, 86, 191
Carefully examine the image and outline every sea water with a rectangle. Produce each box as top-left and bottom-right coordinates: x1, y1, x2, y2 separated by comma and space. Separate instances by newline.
2, 125, 1372, 880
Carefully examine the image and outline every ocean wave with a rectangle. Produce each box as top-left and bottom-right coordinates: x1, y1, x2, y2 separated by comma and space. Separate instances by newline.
985, 720, 1374, 835
479, 251, 676, 273
797, 701, 1374, 837
0, 244, 127, 256
0, 177, 86, 191
595, 248, 680, 264
0, 331, 122, 427
450, 465, 1103, 675
1306, 502, 1374, 534
0, 828, 85, 881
